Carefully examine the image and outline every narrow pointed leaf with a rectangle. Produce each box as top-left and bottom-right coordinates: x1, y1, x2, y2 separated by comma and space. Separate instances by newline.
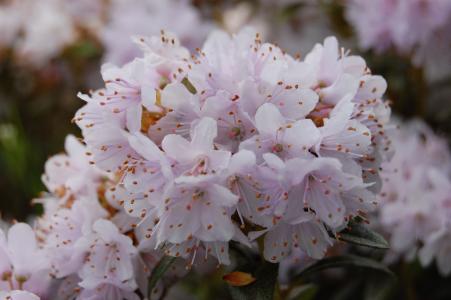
296, 255, 394, 278
337, 220, 389, 249
288, 284, 318, 300
147, 256, 177, 297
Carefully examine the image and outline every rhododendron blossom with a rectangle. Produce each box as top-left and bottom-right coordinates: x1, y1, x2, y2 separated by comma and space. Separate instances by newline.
346, 0, 451, 66
378, 121, 451, 275
75, 27, 393, 265
0, 26, 394, 298
101, 0, 211, 65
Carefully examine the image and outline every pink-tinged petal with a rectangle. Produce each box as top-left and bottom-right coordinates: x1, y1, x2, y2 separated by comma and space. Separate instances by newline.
238, 135, 262, 160
260, 58, 288, 86
263, 223, 293, 263
322, 95, 355, 136
287, 157, 342, 185
355, 75, 387, 101
125, 103, 142, 134
254, 103, 285, 137
390, 221, 417, 252
199, 205, 235, 242
157, 201, 201, 244
307, 181, 346, 228
162, 134, 193, 162
320, 74, 359, 105
342, 188, 377, 217
282, 61, 317, 88
341, 55, 366, 77
91, 219, 122, 243
293, 221, 332, 259
229, 150, 256, 174
284, 119, 320, 155
0, 230, 10, 274
206, 184, 239, 208
161, 82, 193, 110
64, 134, 86, 166
272, 88, 318, 120
206, 241, 231, 265
0, 291, 40, 300
418, 231, 441, 267
7, 223, 37, 261
200, 91, 231, 118
321, 119, 372, 156
206, 150, 231, 173
239, 79, 265, 117
262, 153, 286, 172
127, 132, 164, 162
191, 117, 218, 151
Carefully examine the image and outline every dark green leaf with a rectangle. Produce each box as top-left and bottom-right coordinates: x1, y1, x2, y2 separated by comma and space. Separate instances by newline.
296, 255, 394, 278
147, 256, 177, 297
228, 261, 278, 300
337, 221, 389, 249
288, 284, 318, 300
364, 276, 395, 300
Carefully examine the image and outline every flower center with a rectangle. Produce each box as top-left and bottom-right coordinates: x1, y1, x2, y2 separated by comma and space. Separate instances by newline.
228, 127, 242, 140
272, 143, 284, 153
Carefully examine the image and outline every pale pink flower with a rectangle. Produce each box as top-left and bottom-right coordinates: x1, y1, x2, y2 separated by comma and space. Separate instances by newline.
15, 0, 77, 67
38, 198, 108, 278
102, 0, 210, 65
240, 103, 320, 161
346, 0, 451, 65
378, 121, 451, 275
77, 219, 139, 298
0, 290, 40, 300
0, 223, 51, 297
75, 28, 393, 265
42, 135, 107, 200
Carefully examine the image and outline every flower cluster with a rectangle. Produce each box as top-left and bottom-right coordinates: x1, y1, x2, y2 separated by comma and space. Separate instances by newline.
0, 0, 84, 66
378, 121, 451, 275
0, 135, 155, 299
345, 0, 451, 65
101, 0, 211, 65
0, 27, 393, 298
0, 0, 210, 68
74, 27, 393, 265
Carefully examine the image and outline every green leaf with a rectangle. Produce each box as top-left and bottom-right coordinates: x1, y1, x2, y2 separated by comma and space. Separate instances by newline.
337, 220, 389, 249
68, 40, 100, 59
288, 284, 318, 300
296, 255, 394, 278
364, 276, 395, 300
228, 261, 278, 300
147, 256, 177, 297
